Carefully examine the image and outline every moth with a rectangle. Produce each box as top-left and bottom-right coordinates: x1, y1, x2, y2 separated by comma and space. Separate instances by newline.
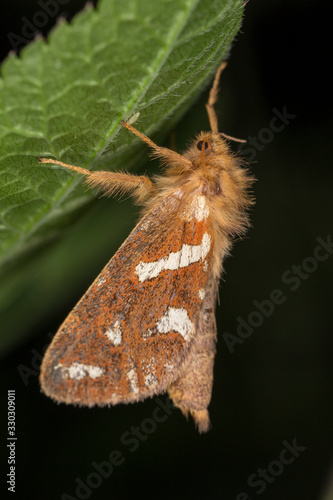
40, 62, 254, 432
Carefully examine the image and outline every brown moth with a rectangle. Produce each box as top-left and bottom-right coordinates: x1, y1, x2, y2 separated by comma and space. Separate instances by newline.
39, 62, 254, 432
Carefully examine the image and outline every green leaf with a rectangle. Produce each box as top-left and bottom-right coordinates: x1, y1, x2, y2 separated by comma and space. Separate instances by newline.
0, 0, 244, 354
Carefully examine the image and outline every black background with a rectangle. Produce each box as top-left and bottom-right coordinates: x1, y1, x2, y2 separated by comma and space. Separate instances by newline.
0, 1, 332, 499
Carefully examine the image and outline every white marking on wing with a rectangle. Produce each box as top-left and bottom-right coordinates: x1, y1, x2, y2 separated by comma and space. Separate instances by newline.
193, 195, 210, 221
141, 358, 158, 388
127, 368, 140, 394
156, 307, 193, 341
96, 276, 106, 287
105, 320, 122, 345
135, 232, 211, 282
198, 288, 206, 300
55, 363, 104, 380
142, 328, 154, 339
145, 371, 158, 388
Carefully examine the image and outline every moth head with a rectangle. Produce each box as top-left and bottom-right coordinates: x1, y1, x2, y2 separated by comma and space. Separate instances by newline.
181, 132, 254, 231
186, 132, 236, 169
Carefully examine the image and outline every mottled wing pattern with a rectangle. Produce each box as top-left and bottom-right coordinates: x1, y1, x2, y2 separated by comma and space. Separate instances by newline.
40, 190, 215, 406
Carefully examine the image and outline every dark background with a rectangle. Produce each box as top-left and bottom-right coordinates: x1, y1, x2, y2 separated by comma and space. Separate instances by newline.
0, 0, 332, 499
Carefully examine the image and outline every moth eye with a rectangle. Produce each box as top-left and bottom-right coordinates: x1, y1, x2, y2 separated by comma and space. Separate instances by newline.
197, 140, 209, 151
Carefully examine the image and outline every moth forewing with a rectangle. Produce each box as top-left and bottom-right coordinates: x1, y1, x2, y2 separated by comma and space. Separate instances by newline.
40, 188, 216, 410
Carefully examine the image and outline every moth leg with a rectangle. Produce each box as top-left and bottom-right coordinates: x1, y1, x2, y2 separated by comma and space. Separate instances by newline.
122, 121, 193, 170
39, 158, 156, 203
167, 280, 218, 433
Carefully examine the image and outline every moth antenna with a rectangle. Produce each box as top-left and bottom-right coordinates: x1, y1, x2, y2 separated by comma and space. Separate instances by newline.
220, 132, 247, 143
39, 157, 156, 202
206, 60, 228, 133
206, 62, 247, 144
121, 121, 193, 170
